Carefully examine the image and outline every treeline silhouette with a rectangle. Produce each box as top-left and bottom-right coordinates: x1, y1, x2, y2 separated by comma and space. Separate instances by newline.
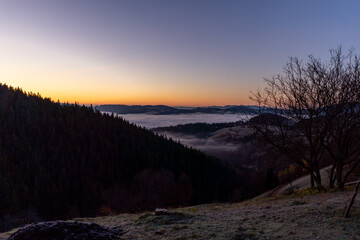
0, 84, 248, 230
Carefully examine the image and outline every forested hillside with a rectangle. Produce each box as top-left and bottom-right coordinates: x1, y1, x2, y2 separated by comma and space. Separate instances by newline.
152, 122, 243, 138
0, 84, 246, 230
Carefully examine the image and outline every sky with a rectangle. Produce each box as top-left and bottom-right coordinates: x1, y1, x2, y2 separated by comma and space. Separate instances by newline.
1, 0, 360, 106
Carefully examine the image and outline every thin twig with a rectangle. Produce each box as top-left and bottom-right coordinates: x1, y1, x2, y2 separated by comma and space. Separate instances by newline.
344, 180, 360, 218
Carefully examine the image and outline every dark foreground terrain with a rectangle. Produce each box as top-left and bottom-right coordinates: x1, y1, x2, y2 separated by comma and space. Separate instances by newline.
0, 84, 247, 230
3, 189, 359, 240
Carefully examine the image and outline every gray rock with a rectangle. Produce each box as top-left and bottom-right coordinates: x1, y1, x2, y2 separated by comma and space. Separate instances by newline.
8, 220, 122, 240
154, 208, 181, 216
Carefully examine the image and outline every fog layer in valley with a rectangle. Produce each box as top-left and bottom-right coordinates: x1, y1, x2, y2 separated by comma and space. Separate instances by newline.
111, 113, 252, 128
103, 112, 253, 160
160, 131, 240, 154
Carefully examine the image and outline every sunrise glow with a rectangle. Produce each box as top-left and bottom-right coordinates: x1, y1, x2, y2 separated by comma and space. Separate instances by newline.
1, 1, 359, 106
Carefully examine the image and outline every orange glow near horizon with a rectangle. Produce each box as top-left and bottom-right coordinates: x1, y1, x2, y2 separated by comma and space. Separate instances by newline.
2, 1, 360, 110
0, 38, 257, 107
0, 21, 262, 108
2, 81, 254, 107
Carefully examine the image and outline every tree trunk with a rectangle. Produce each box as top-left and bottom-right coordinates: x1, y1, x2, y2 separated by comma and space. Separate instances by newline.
329, 177, 335, 188
314, 174, 322, 190
329, 164, 336, 189
336, 161, 344, 190
314, 166, 323, 190
310, 172, 315, 189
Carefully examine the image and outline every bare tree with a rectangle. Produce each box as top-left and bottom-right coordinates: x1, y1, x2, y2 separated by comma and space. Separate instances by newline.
250, 47, 360, 190
320, 48, 360, 190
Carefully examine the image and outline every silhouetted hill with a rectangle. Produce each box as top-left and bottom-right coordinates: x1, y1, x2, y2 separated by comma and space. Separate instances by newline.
152, 121, 243, 138
246, 113, 290, 126
95, 104, 274, 115
0, 84, 248, 231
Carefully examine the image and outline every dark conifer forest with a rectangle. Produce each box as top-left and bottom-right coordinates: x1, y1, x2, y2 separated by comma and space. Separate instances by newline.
0, 84, 250, 230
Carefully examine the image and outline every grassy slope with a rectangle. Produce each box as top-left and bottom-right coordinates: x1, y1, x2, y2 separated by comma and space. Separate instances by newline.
2, 190, 359, 240
258, 166, 333, 198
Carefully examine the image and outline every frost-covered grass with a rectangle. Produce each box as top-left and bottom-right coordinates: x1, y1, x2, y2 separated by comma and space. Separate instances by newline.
75, 190, 360, 239
2, 190, 360, 240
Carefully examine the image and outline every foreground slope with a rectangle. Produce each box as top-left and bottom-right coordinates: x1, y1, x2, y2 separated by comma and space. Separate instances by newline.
3, 190, 353, 240
0, 84, 240, 230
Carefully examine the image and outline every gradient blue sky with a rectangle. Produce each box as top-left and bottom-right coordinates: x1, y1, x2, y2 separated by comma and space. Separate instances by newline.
1, 0, 359, 105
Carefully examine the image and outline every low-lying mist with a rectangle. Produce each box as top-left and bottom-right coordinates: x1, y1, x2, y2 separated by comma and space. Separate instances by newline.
112, 113, 251, 128
155, 131, 243, 163
162, 131, 239, 153
102, 111, 253, 161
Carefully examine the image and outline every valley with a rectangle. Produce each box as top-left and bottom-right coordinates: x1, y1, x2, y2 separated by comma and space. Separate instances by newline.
2, 1, 360, 239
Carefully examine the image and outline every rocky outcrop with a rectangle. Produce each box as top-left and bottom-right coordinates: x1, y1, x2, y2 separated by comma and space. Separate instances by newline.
155, 208, 173, 216
8, 221, 122, 240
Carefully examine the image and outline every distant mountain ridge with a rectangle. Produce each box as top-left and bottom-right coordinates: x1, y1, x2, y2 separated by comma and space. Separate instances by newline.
96, 104, 274, 115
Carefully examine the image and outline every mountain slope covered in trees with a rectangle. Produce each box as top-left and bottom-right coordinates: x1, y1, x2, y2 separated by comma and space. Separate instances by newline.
0, 84, 247, 231
152, 122, 243, 138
